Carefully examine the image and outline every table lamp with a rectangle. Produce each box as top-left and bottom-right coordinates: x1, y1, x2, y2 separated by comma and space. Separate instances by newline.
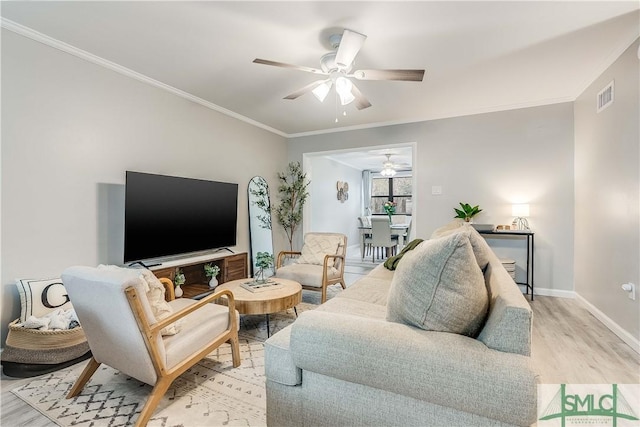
512, 204, 530, 230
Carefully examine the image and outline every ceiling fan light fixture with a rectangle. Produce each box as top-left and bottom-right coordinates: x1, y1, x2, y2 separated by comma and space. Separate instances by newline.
380, 154, 397, 176
335, 76, 355, 105
380, 167, 396, 177
312, 81, 332, 102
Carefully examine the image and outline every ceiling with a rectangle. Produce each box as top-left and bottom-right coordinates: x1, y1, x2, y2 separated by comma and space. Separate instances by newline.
2, 1, 638, 137
326, 146, 413, 172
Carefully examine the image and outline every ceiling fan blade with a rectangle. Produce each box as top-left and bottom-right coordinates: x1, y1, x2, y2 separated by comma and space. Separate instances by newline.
350, 83, 372, 110
253, 58, 326, 75
335, 29, 367, 69
283, 79, 329, 100
352, 69, 425, 81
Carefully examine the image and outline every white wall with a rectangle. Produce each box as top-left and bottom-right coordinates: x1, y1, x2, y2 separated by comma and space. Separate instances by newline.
574, 39, 639, 343
305, 155, 362, 248
288, 103, 575, 294
1, 30, 287, 341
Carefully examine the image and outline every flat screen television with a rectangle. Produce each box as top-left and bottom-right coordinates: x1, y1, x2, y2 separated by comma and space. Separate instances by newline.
124, 171, 238, 263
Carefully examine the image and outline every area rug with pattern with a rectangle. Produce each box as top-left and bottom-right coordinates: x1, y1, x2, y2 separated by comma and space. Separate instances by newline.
10, 299, 324, 427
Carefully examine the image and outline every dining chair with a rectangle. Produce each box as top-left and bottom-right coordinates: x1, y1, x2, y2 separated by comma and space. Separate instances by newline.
358, 216, 372, 258
391, 214, 407, 225
370, 216, 399, 262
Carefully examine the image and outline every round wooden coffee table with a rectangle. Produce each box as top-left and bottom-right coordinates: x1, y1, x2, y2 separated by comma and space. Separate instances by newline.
216, 278, 302, 336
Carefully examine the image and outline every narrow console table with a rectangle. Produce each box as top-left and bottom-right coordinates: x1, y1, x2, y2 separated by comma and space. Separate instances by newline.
478, 230, 535, 301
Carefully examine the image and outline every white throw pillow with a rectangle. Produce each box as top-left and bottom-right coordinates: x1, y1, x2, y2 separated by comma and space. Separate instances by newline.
97, 265, 180, 336
139, 270, 181, 336
16, 278, 74, 322
296, 234, 342, 267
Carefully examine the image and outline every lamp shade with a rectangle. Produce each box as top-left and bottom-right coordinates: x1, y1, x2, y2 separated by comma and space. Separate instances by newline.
512, 204, 530, 217
312, 82, 332, 102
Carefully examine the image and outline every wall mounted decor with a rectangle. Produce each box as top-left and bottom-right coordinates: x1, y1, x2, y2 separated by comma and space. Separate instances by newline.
337, 181, 349, 203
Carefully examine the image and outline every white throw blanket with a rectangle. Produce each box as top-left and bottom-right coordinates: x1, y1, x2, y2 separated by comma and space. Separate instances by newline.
20, 308, 79, 330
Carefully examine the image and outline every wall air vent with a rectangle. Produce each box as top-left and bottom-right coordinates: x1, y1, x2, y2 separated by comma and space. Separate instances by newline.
596, 80, 614, 113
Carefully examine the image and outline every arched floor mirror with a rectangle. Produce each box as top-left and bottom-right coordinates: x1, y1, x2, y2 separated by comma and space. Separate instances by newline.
248, 176, 274, 278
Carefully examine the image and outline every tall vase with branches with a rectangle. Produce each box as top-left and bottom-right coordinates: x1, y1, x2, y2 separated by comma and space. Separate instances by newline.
275, 162, 310, 251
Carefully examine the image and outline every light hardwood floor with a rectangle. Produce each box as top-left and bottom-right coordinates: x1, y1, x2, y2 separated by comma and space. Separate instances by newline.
1, 294, 638, 426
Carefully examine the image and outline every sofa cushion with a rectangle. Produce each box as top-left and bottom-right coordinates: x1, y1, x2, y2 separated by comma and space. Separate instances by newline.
336, 277, 391, 306
431, 221, 492, 269
297, 234, 342, 267
386, 230, 488, 337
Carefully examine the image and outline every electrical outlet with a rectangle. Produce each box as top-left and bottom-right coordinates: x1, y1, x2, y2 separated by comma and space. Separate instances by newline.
621, 283, 636, 300
432, 186, 442, 195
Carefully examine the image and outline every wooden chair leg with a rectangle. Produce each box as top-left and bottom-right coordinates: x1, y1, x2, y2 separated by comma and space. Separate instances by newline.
229, 333, 241, 368
134, 376, 172, 427
67, 357, 101, 398
321, 285, 327, 303
339, 280, 346, 290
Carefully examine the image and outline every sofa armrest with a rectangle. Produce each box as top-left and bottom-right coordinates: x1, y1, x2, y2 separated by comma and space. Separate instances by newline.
290, 310, 538, 426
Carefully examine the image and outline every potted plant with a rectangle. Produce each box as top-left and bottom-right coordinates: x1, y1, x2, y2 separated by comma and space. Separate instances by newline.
453, 202, 482, 223
383, 200, 397, 222
274, 162, 310, 251
174, 268, 186, 297
255, 252, 274, 284
204, 263, 221, 289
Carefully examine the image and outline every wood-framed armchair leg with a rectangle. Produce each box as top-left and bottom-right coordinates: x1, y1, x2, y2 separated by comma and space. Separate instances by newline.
229, 334, 241, 368
134, 376, 172, 427
321, 285, 328, 304
67, 357, 101, 398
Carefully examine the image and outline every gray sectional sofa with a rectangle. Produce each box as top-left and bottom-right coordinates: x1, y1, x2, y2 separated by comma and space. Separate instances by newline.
264, 224, 539, 426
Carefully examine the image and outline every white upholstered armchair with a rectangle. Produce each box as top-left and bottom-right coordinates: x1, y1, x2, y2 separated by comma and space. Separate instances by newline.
275, 232, 347, 303
61, 265, 240, 427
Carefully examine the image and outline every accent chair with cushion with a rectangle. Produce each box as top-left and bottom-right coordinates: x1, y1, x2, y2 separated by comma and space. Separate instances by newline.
61, 265, 241, 427
275, 232, 347, 303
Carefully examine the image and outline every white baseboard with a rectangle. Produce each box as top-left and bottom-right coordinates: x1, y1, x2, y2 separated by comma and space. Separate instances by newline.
575, 293, 640, 355
517, 284, 576, 299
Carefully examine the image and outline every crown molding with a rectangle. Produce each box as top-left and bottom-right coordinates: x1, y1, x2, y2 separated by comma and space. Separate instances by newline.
1, 18, 287, 138
286, 96, 575, 139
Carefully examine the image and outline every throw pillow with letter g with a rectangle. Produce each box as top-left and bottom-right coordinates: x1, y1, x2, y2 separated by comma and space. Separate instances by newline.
16, 278, 73, 322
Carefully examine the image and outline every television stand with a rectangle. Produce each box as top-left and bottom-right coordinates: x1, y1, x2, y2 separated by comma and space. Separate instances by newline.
150, 252, 248, 299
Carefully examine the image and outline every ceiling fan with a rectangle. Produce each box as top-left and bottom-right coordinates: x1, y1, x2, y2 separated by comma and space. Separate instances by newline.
380, 154, 410, 176
253, 29, 425, 111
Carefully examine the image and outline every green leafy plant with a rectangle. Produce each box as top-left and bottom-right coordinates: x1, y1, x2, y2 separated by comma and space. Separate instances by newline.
255, 252, 274, 283
174, 268, 186, 286
274, 162, 310, 251
248, 177, 272, 230
383, 200, 396, 219
453, 202, 482, 222
255, 252, 274, 270
204, 263, 220, 278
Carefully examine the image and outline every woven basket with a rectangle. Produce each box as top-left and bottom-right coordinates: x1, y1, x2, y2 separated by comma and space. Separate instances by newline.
6, 319, 87, 351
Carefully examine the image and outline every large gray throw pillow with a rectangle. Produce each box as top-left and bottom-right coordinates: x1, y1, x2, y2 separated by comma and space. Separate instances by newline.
386, 229, 489, 337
